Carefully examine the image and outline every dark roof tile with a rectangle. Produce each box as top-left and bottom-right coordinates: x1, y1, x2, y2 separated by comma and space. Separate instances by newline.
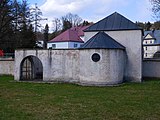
48, 26, 90, 43
80, 32, 125, 49
84, 12, 141, 32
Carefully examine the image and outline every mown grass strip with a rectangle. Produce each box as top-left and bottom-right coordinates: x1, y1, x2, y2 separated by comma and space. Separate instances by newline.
0, 75, 160, 120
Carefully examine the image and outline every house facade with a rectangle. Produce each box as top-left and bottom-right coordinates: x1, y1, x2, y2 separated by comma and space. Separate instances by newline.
47, 26, 89, 49
143, 30, 160, 58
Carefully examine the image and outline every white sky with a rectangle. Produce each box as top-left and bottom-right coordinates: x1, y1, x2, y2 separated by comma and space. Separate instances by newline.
27, 0, 154, 31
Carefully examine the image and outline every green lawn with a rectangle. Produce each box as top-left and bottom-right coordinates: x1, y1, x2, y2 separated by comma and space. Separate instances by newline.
0, 76, 160, 120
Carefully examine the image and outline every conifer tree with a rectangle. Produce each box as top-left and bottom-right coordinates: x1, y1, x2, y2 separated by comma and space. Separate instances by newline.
43, 24, 49, 49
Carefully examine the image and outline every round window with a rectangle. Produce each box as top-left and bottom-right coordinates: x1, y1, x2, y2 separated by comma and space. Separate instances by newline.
92, 53, 100, 62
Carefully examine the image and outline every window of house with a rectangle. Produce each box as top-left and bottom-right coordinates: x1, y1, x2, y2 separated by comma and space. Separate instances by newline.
146, 53, 147, 57
74, 43, 78, 48
52, 44, 56, 49
145, 41, 147, 44
91, 53, 100, 62
145, 47, 147, 50
150, 41, 152, 44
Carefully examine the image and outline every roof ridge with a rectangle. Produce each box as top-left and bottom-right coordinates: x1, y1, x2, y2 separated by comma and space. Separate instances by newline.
48, 26, 84, 43
84, 12, 142, 32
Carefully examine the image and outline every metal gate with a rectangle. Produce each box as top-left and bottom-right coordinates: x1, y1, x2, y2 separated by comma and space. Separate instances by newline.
21, 57, 33, 80
20, 56, 43, 81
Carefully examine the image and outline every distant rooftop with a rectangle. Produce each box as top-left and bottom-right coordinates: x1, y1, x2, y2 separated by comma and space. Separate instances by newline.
84, 12, 142, 32
144, 30, 160, 44
48, 26, 90, 43
80, 32, 125, 49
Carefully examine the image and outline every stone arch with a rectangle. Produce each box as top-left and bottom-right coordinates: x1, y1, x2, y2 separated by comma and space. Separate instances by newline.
20, 55, 43, 81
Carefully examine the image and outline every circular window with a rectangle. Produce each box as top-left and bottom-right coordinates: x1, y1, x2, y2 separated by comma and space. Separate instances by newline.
92, 53, 100, 62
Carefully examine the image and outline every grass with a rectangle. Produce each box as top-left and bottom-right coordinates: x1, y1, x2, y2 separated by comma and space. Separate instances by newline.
0, 76, 160, 120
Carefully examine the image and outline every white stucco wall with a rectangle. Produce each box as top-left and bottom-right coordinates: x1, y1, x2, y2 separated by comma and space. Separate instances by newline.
15, 49, 125, 86
143, 46, 159, 58
47, 42, 68, 49
84, 30, 142, 82
143, 60, 160, 78
0, 60, 14, 75
47, 42, 83, 49
79, 49, 126, 85
68, 42, 83, 48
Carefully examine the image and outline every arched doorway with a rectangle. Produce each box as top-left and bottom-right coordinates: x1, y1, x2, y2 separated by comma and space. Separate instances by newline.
20, 56, 43, 81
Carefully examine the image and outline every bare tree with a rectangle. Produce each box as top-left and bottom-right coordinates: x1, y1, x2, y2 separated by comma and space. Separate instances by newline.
150, 0, 160, 19
61, 16, 72, 31
50, 13, 83, 39
72, 14, 83, 26
62, 13, 82, 27
30, 3, 47, 33
52, 18, 61, 32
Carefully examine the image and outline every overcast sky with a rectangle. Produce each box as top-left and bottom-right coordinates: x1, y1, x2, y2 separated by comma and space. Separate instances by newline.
27, 0, 153, 31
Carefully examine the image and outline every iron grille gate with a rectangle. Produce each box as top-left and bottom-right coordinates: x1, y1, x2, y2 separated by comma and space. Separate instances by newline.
21, 57, 33, 80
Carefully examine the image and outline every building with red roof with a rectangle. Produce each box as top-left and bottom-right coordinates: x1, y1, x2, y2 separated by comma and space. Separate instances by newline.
47, 26, 89, 49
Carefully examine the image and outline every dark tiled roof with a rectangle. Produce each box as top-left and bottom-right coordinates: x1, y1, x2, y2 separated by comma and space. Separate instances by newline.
48, 26, 90, 43
144, 30, 160, 44
80, 32, 125, 49
84, 12, 141, 32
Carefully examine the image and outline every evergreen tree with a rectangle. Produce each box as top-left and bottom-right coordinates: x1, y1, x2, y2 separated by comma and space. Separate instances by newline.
62, 20, 72, 32
136, 21, 145, 29
43, 24, 49, 49
153, 21, 160, 29
28, 24, 36, 48
0, 0, 46, 51
61, 13, 82, 31
19, 23, 35, 48
82, 20, 90, 26
145, 22, 152, 30
0, 0, 15, 52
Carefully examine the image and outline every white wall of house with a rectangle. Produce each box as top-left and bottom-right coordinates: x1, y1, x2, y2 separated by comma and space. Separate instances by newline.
47, 42, 68, 49
143, 34, 156, 58
47, 42, 83, 49
143, 45, 159, 58
68, 42, 83, 48
84, 30, 142, 82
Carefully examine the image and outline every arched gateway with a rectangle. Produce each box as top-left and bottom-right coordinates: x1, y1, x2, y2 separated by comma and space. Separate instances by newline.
20, 56, 43, 81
